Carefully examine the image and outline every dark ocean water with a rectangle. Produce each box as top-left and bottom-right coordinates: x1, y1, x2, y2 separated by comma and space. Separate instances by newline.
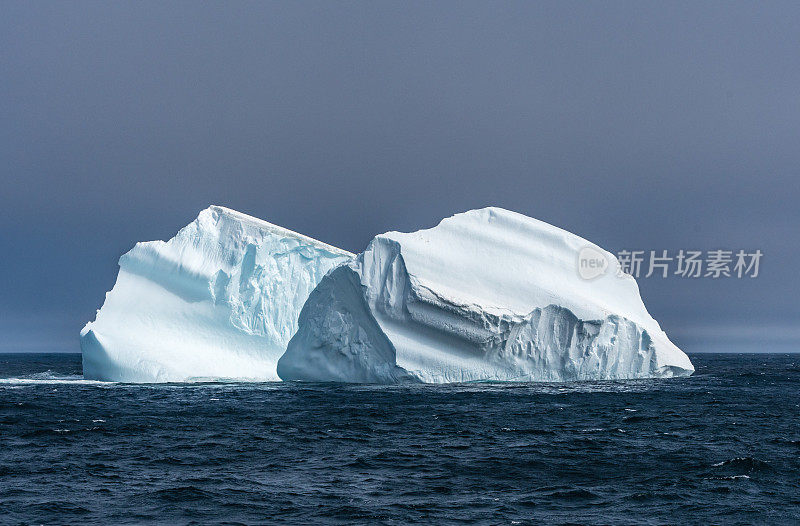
0, 353, 798, 525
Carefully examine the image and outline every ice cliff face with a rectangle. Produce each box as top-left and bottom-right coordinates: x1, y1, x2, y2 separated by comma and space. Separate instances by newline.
80, 206, 353, 382
277, 207, 694, 383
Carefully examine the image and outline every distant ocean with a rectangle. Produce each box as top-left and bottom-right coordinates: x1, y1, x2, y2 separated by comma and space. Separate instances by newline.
1, 353, 798, 525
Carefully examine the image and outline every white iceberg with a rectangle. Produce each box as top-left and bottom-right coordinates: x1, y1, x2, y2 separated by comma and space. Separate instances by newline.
81, 206, 352, 382
277, 207, 694, 383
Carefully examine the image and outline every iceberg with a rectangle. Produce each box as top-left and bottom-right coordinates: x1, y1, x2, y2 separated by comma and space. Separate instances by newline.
81, 206, 353, 382
277, 207, 694, 383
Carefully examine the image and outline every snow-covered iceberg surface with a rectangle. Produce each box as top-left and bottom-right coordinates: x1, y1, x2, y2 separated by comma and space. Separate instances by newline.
278, 207, 694, 383
81, 206, 353, 382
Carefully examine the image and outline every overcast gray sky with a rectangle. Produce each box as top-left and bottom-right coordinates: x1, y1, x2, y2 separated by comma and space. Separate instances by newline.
1, 1, 798, 352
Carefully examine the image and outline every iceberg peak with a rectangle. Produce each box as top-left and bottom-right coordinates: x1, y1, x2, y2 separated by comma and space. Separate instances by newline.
278, 207, 694, 383
81, 206, 352, 382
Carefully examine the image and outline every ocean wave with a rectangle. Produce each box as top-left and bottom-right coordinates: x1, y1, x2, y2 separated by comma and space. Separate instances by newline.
0, 370, 111, 385
711, 456, 773, 473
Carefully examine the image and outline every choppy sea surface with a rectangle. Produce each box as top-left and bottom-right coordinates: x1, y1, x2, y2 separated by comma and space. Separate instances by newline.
0, 353, 798, 525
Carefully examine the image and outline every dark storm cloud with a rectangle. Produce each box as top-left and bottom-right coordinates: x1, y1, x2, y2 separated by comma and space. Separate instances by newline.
1, 1, 798, 351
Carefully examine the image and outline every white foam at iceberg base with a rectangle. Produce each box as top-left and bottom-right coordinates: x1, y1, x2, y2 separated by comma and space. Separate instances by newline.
277, 207, 694, 383
80, 206, 352, 382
